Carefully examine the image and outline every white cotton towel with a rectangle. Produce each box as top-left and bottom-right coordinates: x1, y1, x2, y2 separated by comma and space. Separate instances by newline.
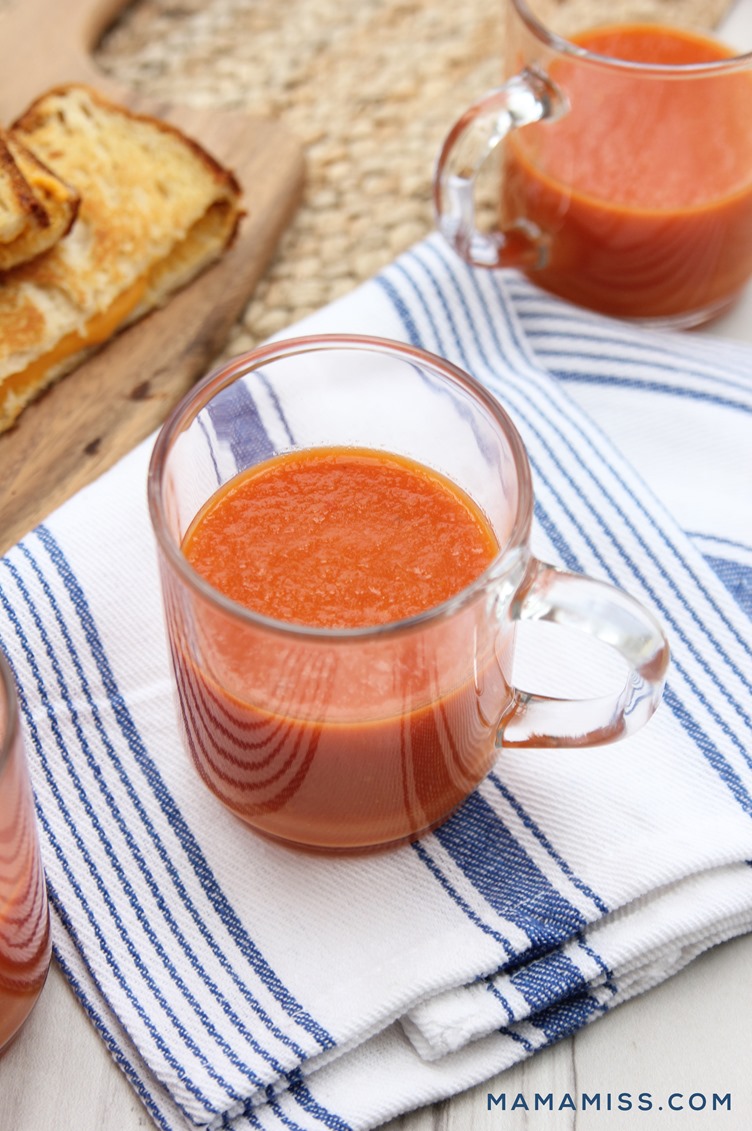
1, 235, 751, 1131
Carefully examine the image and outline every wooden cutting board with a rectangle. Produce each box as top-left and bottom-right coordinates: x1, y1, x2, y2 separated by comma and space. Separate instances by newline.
0, 0, 305, 554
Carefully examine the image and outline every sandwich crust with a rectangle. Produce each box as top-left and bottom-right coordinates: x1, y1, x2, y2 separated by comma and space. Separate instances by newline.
0, 130, 80, 270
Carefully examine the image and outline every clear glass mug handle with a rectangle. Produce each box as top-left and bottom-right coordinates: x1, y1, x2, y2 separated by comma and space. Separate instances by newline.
501, 560, 671, 748
433, 67, 567, 269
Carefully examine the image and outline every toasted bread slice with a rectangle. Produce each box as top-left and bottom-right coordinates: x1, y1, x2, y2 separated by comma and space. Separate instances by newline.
0, 129, 80, 270
0, 84, 243, 433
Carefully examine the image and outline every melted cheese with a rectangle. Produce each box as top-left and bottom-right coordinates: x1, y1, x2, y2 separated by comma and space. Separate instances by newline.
0, 276, 147, 412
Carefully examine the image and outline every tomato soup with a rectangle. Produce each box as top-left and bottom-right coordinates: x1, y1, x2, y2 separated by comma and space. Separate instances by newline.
502, 24, 752, 320
0, 701, 51, 1052
184, 447, 499, 627
171, 447, 509, 850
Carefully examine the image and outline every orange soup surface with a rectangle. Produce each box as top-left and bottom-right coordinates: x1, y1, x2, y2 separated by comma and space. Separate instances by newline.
184, 446, 499, 627
503, 23, 752, 319
172, 447, 508, 851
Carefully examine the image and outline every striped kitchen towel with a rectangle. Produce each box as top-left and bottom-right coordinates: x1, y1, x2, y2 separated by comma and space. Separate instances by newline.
1, 233, 752, 1131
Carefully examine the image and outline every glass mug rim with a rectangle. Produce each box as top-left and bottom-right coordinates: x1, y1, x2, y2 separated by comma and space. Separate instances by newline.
513, 0, 752, 71
147, 333, 534, 643
0, 649, 19, 778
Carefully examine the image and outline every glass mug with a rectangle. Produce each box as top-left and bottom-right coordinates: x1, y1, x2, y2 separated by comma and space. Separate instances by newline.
434, 0, 752, 328
0, 649, 51, 1053
148, 335, 670, 852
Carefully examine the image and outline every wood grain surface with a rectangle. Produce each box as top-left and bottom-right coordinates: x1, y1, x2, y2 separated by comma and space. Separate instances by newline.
0, 0, 305, 554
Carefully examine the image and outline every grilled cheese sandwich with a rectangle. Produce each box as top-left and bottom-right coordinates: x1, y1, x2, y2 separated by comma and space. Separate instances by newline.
0, 84, 243, 433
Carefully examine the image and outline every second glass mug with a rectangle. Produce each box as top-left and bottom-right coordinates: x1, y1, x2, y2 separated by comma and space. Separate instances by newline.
148, 335, 670, 852
434, 0, 752, 328
0, 648, 51, 1054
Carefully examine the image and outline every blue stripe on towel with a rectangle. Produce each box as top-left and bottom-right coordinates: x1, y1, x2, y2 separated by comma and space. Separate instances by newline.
247, 1098, 309, 1131
507, 278, 752, 361
486, 981, 518, 1026
704, 557, 752, 620
508, 286, 752, 397
288, 1080, 355, 1131
531, 990, 606, 1044
222, 1079, 353, 1131
688, 535, 752, 621
411, 840, 517, 955
432, 793, 586, 951
207, 377, 277, 466
538, 371, 752, 417
487, 774, 609, 917
691, 533, 752, 559
257, 370, 297, 446
510, 951, 589, 1011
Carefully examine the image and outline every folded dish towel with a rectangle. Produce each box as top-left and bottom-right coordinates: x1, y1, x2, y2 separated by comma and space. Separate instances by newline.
2, 235, 752, 1131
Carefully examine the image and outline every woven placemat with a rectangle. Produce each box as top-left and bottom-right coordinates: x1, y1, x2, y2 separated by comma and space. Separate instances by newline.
97, 0, 732, 357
